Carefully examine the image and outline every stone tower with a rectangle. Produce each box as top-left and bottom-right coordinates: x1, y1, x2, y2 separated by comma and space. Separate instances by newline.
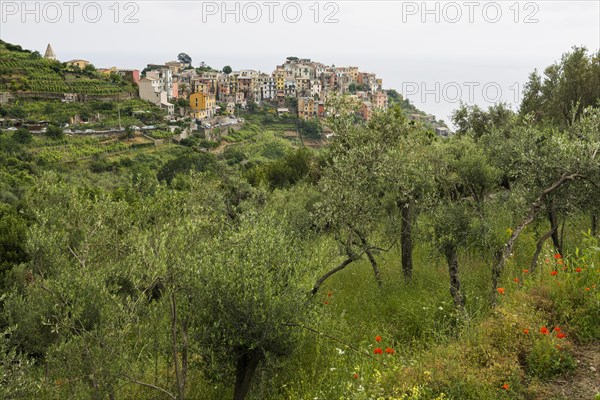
44, 43, 56, 60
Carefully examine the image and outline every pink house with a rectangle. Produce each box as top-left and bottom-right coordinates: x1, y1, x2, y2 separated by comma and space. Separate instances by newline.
172, 81, 179, 99
118, 69, 140, 85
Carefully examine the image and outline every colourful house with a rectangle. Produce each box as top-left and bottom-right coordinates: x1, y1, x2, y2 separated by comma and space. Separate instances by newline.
190, 92, 216, 120
66, 59, 90, 69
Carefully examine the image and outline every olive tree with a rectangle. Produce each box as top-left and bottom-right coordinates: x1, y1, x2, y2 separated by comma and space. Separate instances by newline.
191, 210, 316, 400
427, 135, 501, 313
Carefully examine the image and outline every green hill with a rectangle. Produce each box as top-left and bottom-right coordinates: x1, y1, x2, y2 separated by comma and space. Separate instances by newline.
0, 41, 135, 96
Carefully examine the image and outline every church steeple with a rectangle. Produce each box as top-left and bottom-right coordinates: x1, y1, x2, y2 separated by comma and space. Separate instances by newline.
44, 43, 56, 60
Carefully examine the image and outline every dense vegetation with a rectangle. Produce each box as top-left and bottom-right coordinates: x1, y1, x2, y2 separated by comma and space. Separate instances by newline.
0, 46, 599, 400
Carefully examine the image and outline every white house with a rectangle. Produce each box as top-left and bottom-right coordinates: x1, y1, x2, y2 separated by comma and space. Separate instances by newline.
139, 77, 174, 115
146, 69, 174, 99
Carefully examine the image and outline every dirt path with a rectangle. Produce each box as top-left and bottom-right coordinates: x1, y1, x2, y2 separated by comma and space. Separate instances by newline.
537, 344, 600, 399
211, 140, 232, 154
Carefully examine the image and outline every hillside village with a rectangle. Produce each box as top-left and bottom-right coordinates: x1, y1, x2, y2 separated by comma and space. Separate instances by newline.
35, 43, 450, 137
0, 36, 598, 400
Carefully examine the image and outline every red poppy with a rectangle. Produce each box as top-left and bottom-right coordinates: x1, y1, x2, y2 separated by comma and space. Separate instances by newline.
554, 326, 561, 332
327, 291, 333, 297
374, 347, 383, 355
501, 383, 510, 390
523, 269, 529, 273
550, 270, 558, 276
385, 347, 395, 354
523, 328, 529, 335
353, 373, 359, 379
324, 301, 329, 305
585, 287, 591, 292
557, 332, 566, 339
513, 277, 520, 283
575, 268, 582, 273
554, 253, 562, 259
375, 335, 382, 342
540, 326, 549, 334
497, 287, 505, 295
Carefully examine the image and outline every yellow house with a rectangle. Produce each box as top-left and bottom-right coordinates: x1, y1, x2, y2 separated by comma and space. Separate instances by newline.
190, 92, 216, 120
98, 67, 118, 75
274, 67, 285, 91
348, 67, 359, 83
66, 59, 91, 69
298, 97, 317, 120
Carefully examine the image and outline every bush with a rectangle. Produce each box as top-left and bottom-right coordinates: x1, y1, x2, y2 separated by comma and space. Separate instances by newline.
245, 148, 314, 189
157, 150, 218, 184
298, 118, 323, 139
45, 125, 63, 140
541, 235, 600, 342
198, 139, 220, 150
12, 128, 32, 144
222, 146, 246, 165
526, 337, 576, 379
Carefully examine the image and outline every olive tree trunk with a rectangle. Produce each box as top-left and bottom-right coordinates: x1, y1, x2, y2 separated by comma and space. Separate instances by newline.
547, 200, 563, 256
232, 348, 262, 400
444, 244, 465, 313
400, 202, 413, 281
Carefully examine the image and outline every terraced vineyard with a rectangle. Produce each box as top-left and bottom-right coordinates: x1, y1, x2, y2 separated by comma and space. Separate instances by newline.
31, 141, 130, 163
0, 41, 133, 95
146, 130, 174, 139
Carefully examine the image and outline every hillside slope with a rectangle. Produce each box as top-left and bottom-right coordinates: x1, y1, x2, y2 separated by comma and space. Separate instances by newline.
0, 41, 135, 96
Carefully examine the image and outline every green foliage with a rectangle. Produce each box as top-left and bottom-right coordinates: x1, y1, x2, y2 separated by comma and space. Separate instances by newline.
526, 338, 576, 379
177, 52, 192, 65
387, 89, 418, 113
245, 147, 315, 189
0, 327, 40, 399
193, 210, 316, 384
146, 130, 174, 139
541, 234, 600, 342
298, 118, 323, 139
348, 82, 368, 93
1, 40, 600, 400
12, 127, 32, 144
222, 146, 246, 165
0, 41, 134, 95
157, 149, 218, 183
520, 46, 600, 126
198, 139, 220, 150
45, 125, 64, 139
451, 103, 515, 137
0, 203, 28, 268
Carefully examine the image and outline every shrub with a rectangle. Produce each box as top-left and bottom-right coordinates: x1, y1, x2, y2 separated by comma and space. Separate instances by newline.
45, 125, 63, 140
525, 337, 576, 379
12, 128, 32, 144
198, 139, 220, 150
298, 118, 323, 139
157, 150, 218, 184
223, 146, 246, 165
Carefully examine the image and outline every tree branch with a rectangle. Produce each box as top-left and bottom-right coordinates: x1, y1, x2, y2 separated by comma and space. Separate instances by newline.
121, 374, 177, 400
530, 227, 557, 273
282, 323, 375, 359
68, 245, 85, 268
491, 173, 585, 305
311, 256, 358, 295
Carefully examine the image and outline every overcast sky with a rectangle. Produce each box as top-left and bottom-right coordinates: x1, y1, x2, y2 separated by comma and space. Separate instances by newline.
2, 1, 599, 125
